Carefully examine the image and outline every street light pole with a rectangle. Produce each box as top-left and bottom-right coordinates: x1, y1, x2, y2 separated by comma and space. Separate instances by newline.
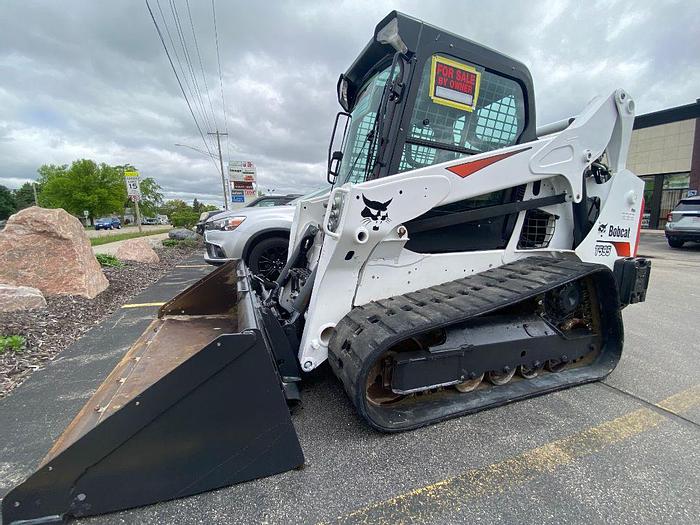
208, 130, 229, 211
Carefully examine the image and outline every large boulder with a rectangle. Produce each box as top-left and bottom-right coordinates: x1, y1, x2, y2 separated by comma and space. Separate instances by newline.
0, 284, 46, 312
168, 228, 198, 241
0, 207, 108, 299
115, 238, 160, 263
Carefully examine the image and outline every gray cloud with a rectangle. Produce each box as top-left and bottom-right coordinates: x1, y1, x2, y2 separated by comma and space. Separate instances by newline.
0, 0, 698, 205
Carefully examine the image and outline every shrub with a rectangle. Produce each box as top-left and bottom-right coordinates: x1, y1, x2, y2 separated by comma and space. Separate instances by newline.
180, 238, 201, 248
0, 335, 26, 354
96, 253, 123, 268
170, 211, 199, 228
162, 238, 202, 249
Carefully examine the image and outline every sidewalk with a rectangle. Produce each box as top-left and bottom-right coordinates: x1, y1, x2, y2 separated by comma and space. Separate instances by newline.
92, 232, 170, 255
85, 225, 171, 239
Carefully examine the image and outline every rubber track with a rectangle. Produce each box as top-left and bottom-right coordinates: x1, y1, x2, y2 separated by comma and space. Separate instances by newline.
328, 256, 616, 431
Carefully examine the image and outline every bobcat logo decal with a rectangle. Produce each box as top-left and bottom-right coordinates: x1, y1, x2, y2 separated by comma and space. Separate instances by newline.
361, 195, 392, 231
597, 223, 608, 234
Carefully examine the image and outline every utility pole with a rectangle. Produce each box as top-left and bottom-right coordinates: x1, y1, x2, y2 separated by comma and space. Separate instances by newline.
134, 197, 143, 233
208, 130, 229, 211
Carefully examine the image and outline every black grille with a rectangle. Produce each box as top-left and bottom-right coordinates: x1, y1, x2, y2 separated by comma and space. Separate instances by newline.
518, 209, 555, 249
206, 242, 226, 259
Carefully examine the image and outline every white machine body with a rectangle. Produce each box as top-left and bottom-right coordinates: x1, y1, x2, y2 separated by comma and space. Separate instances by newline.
288, 89, 643, 371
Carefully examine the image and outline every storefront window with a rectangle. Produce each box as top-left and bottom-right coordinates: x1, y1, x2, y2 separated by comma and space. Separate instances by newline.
659, 173, 689, 228
662, 173, 690, 190
639, 173, 690, 229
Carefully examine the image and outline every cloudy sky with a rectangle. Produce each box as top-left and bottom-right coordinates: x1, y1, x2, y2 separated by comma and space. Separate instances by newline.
1, 0, 698, 205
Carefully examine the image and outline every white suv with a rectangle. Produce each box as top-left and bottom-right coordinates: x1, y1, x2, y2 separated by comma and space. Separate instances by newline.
665, 196, 700, 248
204, 188, 328, 279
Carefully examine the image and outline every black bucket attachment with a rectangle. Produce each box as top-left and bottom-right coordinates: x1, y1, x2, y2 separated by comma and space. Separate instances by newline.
2, 261, 304, 525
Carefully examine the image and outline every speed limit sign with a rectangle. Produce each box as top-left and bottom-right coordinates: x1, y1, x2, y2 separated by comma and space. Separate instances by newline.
124, 170, 141, 199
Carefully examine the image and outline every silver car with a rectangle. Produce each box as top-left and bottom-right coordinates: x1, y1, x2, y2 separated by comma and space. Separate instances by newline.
665, 196, 700, 248
204, 188, 327, 279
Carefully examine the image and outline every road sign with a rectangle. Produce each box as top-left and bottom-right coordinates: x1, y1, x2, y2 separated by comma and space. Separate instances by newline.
83, 210, 89, 218
124, 170, 141, 199
124, 170, 143, 232
228, 161, 257, 208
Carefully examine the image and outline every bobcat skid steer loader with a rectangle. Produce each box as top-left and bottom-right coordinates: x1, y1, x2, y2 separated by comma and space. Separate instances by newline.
3, 11, 651, 524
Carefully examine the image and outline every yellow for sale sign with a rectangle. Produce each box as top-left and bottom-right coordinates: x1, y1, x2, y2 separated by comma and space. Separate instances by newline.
429, 55, 481, 112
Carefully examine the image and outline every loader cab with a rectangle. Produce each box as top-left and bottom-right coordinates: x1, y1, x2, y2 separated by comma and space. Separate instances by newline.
329, 11, 537, 252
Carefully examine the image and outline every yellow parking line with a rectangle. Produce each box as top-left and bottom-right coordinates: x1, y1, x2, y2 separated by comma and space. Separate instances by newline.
330, 384, 700, 525
121, 302, 166, 309
656, 384, 700, 414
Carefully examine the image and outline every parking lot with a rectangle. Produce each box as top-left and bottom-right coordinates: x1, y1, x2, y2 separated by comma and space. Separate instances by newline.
2, 234, 699, 525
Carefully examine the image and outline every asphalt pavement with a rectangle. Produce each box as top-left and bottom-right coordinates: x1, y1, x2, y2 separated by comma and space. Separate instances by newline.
1, 237, 699, 525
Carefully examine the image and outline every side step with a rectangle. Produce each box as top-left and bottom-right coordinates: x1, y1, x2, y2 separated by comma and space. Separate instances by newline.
328, 256, 625, 432
2, 261, 304, 525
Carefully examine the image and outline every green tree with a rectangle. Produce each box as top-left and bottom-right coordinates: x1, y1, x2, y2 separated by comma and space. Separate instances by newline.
12, 182, 38, 210
159, 199, 191, 218
38, 160, 126, 222
170, 210, 200, 228
0, 185, 17, 220
192, 198, 201, 213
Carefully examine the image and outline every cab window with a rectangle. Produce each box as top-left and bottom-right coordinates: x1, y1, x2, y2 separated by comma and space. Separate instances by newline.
399, 54, 526, 172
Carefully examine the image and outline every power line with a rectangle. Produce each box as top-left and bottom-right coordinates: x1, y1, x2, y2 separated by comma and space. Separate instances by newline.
168, 0, 216, 148
154, 0, 213, 150
145, 0, 218, 172
185, 0, 218, 133
212, 0, 232, 162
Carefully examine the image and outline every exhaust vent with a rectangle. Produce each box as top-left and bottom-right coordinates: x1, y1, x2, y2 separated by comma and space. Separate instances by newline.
518, 209, 556, 249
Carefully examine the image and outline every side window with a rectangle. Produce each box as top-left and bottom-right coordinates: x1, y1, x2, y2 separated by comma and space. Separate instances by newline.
338, 67, 392, 185
398, 54, 526, 173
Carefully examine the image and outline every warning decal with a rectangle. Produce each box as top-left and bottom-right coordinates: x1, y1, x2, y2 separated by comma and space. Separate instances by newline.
429, 55, 481, 112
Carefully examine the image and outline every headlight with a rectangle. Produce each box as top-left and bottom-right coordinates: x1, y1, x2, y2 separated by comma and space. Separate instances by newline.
212, 216, 246, 231
337, 75, 350, 112
327, 192, 346, 233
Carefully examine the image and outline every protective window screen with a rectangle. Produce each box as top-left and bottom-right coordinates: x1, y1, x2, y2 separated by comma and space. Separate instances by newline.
399, 54, 525, 173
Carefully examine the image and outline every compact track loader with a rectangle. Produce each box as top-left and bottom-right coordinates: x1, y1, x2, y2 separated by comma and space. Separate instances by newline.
3, 11, 651, 524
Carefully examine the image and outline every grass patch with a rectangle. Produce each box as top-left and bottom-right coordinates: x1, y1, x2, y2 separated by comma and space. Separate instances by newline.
95, 253, 123, 268
0, 335, 26, 354
90, 228, 170, 246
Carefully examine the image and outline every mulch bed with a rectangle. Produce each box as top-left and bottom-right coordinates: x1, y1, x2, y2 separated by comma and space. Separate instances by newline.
0, 246, 200, 399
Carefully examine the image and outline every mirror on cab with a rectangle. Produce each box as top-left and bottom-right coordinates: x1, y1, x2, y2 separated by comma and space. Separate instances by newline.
327, 111, 351, 185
